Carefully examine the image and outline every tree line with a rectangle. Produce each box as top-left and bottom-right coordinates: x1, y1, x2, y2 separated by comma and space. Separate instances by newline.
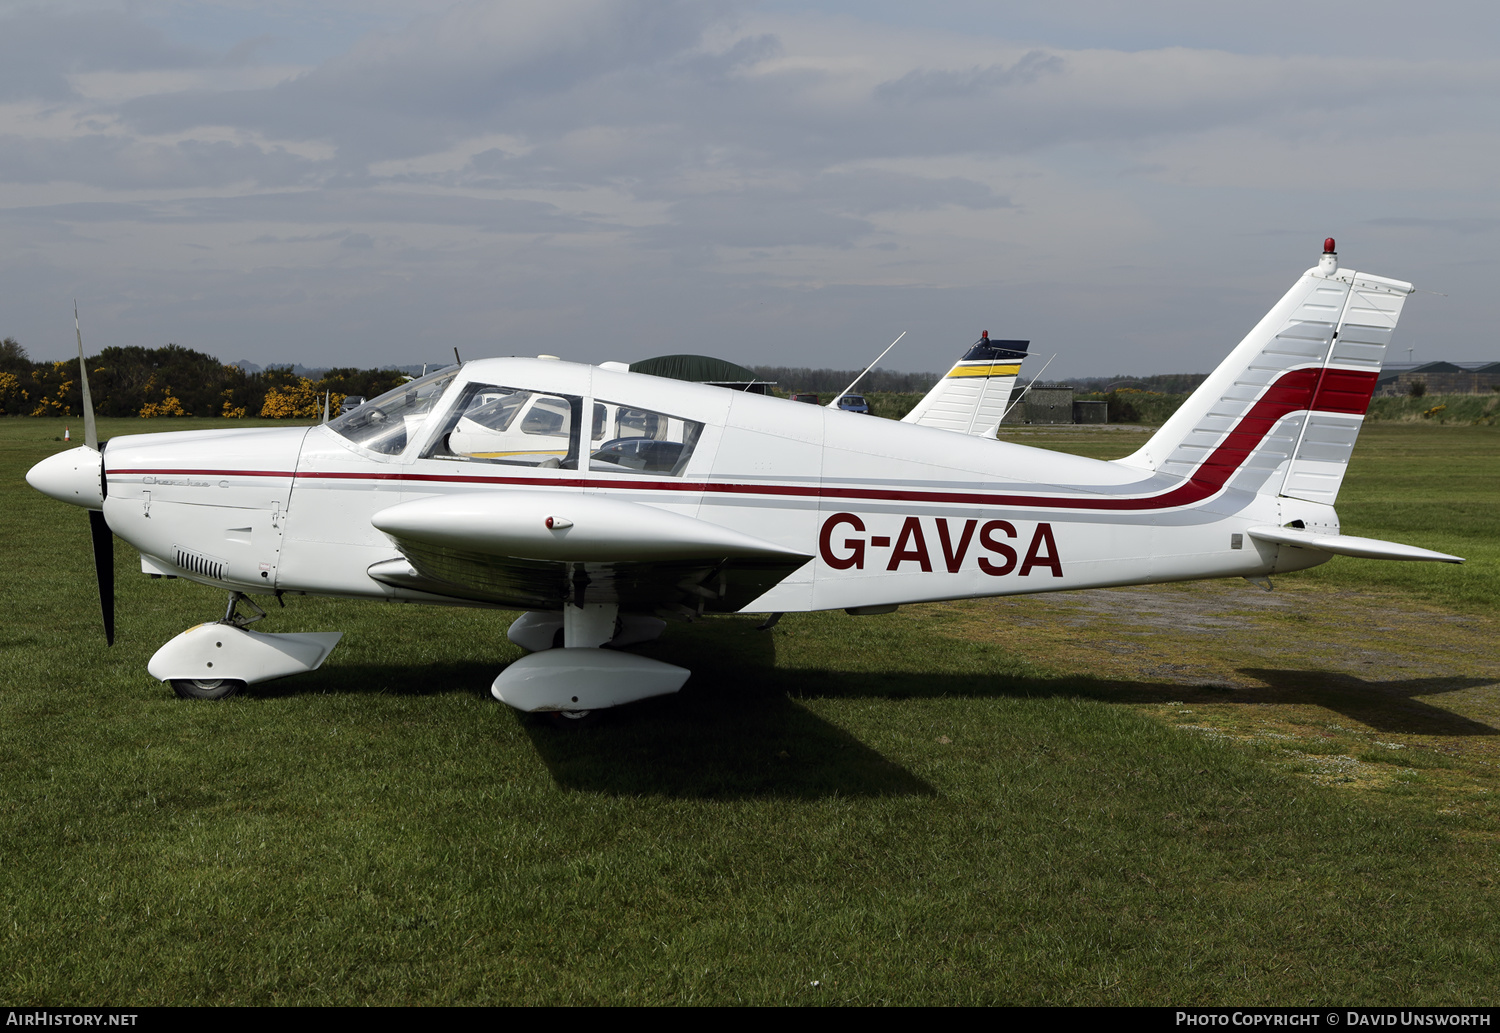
0, 338, 407, 419
749, 365, 941, 395
749, 369, 1212, 398
0, 334, 1223, 423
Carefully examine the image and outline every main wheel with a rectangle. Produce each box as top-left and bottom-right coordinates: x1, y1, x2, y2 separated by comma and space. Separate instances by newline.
170, 678, 246, 700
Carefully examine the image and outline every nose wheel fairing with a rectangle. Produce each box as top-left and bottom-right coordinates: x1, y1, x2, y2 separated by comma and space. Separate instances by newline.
147, 623, 343, 688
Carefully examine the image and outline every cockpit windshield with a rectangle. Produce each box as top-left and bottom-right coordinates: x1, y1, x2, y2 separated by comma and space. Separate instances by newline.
326, 368, 458, 455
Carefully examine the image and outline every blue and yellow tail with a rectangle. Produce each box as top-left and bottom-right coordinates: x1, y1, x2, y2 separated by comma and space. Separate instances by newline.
901, 333, 1029, 438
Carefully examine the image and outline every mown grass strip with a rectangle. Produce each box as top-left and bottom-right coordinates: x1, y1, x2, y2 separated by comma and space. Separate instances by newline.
1, 417, 1496, 1005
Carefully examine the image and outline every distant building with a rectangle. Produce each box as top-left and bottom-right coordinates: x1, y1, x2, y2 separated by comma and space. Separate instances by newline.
1002, 386, 1076, 425
1375, 361, 1500, 396
1072, 399, 1108, 424
629, 354, 775, 394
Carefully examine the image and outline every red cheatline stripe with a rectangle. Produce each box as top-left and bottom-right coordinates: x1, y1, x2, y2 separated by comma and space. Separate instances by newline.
111, 469, 295, 478
1309, 366, 1380, 416
108, 367, 1376, 513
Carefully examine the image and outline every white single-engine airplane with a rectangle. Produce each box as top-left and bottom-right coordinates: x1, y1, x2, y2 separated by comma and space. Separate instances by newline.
28, 240, 1462, 716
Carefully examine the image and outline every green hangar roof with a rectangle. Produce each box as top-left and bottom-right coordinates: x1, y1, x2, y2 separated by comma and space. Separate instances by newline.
629, 354, 773, 392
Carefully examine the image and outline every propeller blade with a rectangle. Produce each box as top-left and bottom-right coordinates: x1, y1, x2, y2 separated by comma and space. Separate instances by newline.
89, 509, 115, 646
75, 303, 98, 451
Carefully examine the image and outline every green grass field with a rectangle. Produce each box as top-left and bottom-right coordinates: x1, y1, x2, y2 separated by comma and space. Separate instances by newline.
2, 416, 1496, 1005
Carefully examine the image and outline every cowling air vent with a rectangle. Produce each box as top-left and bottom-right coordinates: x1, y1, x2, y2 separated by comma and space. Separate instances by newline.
174, 546, 226, 582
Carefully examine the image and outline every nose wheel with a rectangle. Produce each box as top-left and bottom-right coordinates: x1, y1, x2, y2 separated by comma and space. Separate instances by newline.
170, 677, 246, 700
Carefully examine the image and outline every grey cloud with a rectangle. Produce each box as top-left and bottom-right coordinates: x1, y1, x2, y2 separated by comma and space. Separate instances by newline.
5, 4, 1497, 380
638, 193, 873, 250
628, 171, 1009, 252
1368, 217, 1500, 235
469, 149, 516, 175
0, 10, 204, 102
674, 32, 783, 81
803, 171, 1012, 215
97, 7, 1497, 199
931, 0, 1500, 62
122, 0, 733, 164
0, 134, 320, 189
874, 50, 1064, 103
223, 35, 281, 68
191, 191, 595, 234
0, 200, 152, 225
246, 230, 356, 245
0, 190, 597, 234
455, 46, 1448, 193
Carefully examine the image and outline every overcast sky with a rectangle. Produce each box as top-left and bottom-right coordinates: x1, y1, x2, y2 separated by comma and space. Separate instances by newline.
2, 0, 1496, 378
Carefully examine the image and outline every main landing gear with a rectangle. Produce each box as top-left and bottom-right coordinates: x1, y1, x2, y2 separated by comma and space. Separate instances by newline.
493, 602, 685, 717
147, 591, 343, 700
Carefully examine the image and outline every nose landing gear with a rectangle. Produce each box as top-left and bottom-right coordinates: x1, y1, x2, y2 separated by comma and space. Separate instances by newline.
148, 591, 343, 700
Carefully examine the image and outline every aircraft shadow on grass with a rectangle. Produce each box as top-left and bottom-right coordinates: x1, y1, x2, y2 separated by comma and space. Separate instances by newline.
768, 662, 1499, 738
1231, 669, 1499, 736
252, 615, 1496, 799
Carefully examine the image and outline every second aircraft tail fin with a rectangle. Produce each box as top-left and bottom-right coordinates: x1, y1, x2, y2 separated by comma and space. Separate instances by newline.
902, 333, 1029, 438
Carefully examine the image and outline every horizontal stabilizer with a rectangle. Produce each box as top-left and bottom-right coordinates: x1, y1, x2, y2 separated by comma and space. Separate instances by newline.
1246, 526, 1463, 563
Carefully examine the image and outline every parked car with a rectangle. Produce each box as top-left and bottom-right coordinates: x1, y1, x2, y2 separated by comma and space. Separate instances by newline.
836, 394, 870, 414
340, 395, 366, 413
790, 392, 819, 405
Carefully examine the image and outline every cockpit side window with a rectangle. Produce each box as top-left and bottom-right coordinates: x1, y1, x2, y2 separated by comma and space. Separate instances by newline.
589, 399, 703, 476
463, 393, 527, 432
422, 383, 582, 469
326, 368, 459, 456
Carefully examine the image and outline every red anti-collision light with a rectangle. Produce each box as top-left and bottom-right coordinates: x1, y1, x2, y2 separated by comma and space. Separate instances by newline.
1324, 237, 1336, 254
981, 330, 989, 340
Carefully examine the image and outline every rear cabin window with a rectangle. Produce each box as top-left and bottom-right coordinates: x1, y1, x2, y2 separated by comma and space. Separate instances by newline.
588, 400, 703, 476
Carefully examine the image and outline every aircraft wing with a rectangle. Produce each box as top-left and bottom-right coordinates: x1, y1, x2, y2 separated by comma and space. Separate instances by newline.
368, 491, 813, 613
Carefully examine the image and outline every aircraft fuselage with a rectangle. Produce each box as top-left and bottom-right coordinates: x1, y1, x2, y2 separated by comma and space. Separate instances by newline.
96, 356, 1331, 617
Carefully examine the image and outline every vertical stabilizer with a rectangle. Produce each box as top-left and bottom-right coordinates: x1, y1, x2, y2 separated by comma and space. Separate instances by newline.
902, 333, 1029, 438
1116, 240, 1413, 504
